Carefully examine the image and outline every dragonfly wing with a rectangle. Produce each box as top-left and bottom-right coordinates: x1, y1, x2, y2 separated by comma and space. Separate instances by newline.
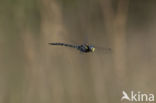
94, 46, 112, 54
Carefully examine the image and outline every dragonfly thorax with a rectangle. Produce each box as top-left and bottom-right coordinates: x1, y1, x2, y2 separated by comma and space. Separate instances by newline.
78, 44, 95, 53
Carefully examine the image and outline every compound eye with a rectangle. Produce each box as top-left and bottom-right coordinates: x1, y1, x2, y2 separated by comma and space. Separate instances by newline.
91, 47, 95, 52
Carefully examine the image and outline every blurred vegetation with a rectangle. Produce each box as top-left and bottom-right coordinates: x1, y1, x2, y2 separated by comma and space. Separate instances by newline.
0, 0, 156, 103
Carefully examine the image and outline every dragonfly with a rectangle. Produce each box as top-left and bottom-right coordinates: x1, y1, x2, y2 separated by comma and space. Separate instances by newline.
48, 43, 95, 53
49, 32, 112, 53
48, 42, 111, 53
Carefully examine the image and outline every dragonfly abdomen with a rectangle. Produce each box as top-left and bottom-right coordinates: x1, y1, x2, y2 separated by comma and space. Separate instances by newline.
48, 43, 77, 49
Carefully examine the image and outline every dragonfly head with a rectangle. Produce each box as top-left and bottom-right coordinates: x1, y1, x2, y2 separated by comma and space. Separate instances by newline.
89, 46, 95, 52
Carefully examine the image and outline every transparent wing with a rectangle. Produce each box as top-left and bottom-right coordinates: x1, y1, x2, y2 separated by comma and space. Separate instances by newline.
82, 32, 112, 53
60, 32, 112, 54
94, 46, 112, 54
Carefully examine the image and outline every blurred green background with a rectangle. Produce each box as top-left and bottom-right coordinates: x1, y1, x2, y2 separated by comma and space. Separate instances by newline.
0, 0, 156, 103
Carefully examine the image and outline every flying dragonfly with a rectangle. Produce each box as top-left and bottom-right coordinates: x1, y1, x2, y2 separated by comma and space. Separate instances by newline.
48, 43, 95, 53
48, 42, 111, 53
